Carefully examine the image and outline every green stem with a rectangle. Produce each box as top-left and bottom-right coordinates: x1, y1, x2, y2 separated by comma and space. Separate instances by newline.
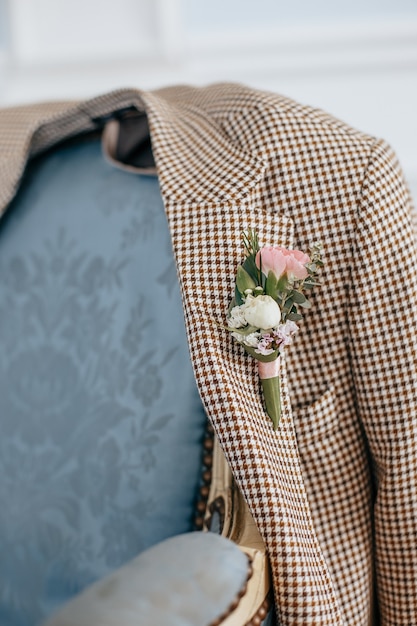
261, 376, 281, 430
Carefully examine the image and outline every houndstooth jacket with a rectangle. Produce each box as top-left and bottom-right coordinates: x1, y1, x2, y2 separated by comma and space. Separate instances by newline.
0, 83, 416, 625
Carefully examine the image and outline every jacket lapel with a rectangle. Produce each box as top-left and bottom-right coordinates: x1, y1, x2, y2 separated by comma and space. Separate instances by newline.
144, 92, 343, 624
0, 88, 343, 624
163, 195, 343, 625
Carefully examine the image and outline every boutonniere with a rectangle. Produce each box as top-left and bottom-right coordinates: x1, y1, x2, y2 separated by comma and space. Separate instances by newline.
225, 230, 323, 429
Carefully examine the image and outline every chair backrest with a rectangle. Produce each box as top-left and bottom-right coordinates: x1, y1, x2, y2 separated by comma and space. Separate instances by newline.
0, 133, 207, 625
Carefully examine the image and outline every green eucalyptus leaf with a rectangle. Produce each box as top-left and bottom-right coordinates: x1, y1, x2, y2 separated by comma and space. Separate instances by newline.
304, 280, 321, 289
284, 298, 294, 309
265, 270, 279, 299
242, 255, 260, 285
236, 265, 257, 294
291, 290, 307, 304
287, 312, 303, 321
298, 299, 312, 309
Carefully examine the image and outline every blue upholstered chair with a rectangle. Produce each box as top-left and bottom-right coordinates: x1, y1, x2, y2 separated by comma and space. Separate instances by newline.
0, 118, 272, 626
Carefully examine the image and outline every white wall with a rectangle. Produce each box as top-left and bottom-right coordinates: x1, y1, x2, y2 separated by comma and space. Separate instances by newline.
0, 0, 416, 199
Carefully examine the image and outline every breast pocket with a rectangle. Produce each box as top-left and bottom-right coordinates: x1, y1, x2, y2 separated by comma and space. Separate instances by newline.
292, 386, 338, 449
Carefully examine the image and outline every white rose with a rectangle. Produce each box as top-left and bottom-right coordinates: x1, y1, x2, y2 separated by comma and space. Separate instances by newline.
243, 295, 281, 330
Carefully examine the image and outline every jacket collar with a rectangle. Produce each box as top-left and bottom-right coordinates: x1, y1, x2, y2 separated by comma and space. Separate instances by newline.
0, 87, 266, 218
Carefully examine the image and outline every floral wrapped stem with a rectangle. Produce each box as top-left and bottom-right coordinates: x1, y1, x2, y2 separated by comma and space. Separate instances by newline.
224, 229, 323, 429
258, 358, 281, 430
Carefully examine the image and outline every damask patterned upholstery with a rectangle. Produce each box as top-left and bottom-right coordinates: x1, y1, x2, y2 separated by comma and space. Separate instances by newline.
0, 135, 207, 625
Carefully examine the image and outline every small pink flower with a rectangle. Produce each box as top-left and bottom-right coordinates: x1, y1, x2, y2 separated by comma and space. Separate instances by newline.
255, 338, 275, 356
256, 246, 310, 281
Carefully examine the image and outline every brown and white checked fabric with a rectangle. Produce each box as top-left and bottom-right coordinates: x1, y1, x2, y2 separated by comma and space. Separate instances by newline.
0, 83, 416, 625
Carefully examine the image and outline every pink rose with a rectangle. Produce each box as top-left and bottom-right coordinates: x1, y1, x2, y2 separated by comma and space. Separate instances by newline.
255, 247, 287, 280
284, 249, 310, 280
256, 246, 310, 281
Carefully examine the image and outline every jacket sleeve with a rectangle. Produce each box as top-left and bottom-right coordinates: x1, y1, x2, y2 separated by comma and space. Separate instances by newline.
349, 139, 417, 625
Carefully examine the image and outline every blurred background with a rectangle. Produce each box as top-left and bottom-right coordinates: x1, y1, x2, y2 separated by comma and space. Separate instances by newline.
0, 0, 416, 198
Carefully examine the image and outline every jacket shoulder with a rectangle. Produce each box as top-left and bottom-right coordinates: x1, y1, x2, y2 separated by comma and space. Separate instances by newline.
157, 82, 376, 149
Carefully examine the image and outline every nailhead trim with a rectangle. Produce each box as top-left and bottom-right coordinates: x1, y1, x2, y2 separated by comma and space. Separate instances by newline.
208, 557, 254, 626
194, 420, 215, 530
245, 593, 273, 626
